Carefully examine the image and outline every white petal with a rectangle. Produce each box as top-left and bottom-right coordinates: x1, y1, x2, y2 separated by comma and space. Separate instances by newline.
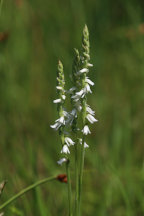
86, 77, 94, 86
76, 89, 84, 96
82, 125, 91, 135
56, 116, 65, 124
79, 139, 89, 148
71, 90, 84, 101
61, 145, 70, 154
50, 122, 61, 130
79, 68, 89, 73
53, 99, 62, 103
86, 114, 98, 124
65, 137, 75, 146
57, 158, 67, 165
86, 105, 95, 115
62, 95, 66, 100
56, 86, 62, 90
84, 142, 89, 148
88, 63, 93, 67
84, 84, 92, 94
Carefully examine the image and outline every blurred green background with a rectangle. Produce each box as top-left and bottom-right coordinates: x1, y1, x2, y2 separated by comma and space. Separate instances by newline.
0, 0, 144, 215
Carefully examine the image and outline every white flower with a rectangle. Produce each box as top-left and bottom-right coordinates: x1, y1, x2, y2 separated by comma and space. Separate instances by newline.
51, 116, 65, 130
86, 105, 95, 115
65, 137, 75, 146
86, 77, 94, 86
56, 86, 63, 90
62, 95, 66, 100
71, 89, 84, 101
57, 157, 67, 165
84, 84, 92, 94
79, 68, 89, 73
61, 145, 70, 154
86, 114, 98, 124
56, 116, 65, 124
82, 125, 91, 135
50, 122, 61, 130
84, 142, 89, 148
53, 98, 62, 103
79, 139, 89, 148
76, 89, 84, 96
88, 63, 93, 67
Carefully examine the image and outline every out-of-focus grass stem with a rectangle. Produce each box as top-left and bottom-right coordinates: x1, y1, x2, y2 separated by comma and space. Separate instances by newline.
75, 138, 79, 216
0, 176, 57, 210
66, 161, 73, 216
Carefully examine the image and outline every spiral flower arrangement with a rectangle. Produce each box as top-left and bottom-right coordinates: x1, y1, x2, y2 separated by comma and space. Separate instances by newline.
51, 25, 98, 216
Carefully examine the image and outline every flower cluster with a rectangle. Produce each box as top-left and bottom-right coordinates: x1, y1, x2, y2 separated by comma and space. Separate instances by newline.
51, 25, 98, 165
69, 25, 98, 148
50, 61, 75, 165
50, 25, 98, 216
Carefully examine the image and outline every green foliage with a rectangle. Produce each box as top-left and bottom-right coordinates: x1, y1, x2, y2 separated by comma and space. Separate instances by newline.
0, 0, 144, 215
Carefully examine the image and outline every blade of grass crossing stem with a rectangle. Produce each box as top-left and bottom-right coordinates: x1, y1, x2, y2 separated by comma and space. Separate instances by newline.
0, 176, 56, 210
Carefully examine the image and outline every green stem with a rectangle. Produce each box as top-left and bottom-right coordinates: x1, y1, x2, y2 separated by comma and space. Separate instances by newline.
78, 135, 85, 216
0, 176, 56, 210
75, 140, 79, 216
78, 92, 87, 216
66, 161, 72, 216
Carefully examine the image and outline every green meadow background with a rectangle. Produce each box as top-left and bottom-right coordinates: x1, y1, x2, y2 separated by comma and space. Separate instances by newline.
0, 0, 144, 215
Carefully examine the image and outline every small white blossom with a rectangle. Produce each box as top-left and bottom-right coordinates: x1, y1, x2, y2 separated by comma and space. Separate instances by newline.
61, 145, 70, 154
86, 114, 98, 124
84, 142, 89, 148
88, 63, 93, 67
62, 95, 66, 100
79, 68, 89, 73
53, 98, 62, 103
50, 122, 61, 130
71, 89, 84, 101
56, 116, 65, 124
57, 157, 67, 165
86, 105, 95, 115
84, 84, 92, 94
79, 139, 89, 148
51, 116, 65, 130
82, 125, 91, 135
56, 86, 63, 90
86, 77, 94, 86
76, 89, 84, 96
65, 137, 75, 146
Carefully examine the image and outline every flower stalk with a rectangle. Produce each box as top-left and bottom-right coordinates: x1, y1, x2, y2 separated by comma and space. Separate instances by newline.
77, 25, 97, 215
51, 25, 97, 216
71, 49, 81, 216
51, 60, 73, 216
